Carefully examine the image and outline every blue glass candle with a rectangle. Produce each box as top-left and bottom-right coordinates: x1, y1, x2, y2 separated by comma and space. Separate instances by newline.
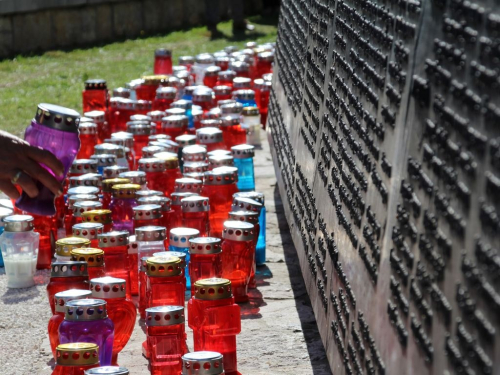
168, 227, 200, 290
231, 145, 255, 192
234, 192, 266, 265
0, 206, 14, 267
232, 89, 257, 108
171, 99, 194, 130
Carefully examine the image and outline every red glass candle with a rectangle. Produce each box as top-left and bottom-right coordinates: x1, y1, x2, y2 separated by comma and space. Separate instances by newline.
97, 231, 132, 298
127, 235, 139, 296
181, 196, 210, 237
47, 261, 90, 314
66, 201, 103, 236
85, 111, 109, 144
215, 55, 230, 71
182, 145, 207, 163
137, 196, 174, 234
23, 212, 56, 270
203, 66, 221, 88
217, 70, 236, 88
55, 237, 91, 262
127, 123, 154, 165
101, 178, 130, 209
103, 165, 129, 180
90, 277, 137, 365
109, 184, 140, 234
188, 278, 241, 375
196, 127, 226, 152
256, 51, 274, 78
72, 222, 104, 249
208, 154, 234, 170
201, 167, 239, 237
71, 248, 106, 281
144, 306, 187, 374
179, 55, 194, 70
161, 115, 188, 139
52, 343, 100, 375
153, 87, 177, 111
151, 155, 183, 197
170, 193, 198, 230
77, 123, 99, 159
133, 204, 163, 230
188, 238, 222, 294
221, 221, 255, 303
213, 85, 232, 102
232, 77, 251, 91
136, 75, 168, 102
48, 289, 91, 358
138, 157, 168, 193
139, 256, 150, 319
112, 87, 131, 98
118, 171, 147, 191
175, 177, 203, 194
154, 49, 173, 75
147, 111, 166, 132
146, 256, 185, 309
83, 79, 108, 113
82, 209, 114, 233
183, 162, 209, 175
192, 88, 214, 113
229, 61, 250, 79
253, 79, 271, 127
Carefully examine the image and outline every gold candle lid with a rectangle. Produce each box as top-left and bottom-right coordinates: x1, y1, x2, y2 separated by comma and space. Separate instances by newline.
102, 178, 131, 193
146, 256, 183, 277
55, 237, 91, 257
82, 209, 113, 225
56, 343, 99, 367
112, 183, 141, 198
194, 278, 233, 300
70, 248, 105, 268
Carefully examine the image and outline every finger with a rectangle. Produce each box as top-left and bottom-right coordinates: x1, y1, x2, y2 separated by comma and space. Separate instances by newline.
14, 171, 39, 198
0, 180, 20, 200
22, 159, 63, 197
26, 146, 64, 177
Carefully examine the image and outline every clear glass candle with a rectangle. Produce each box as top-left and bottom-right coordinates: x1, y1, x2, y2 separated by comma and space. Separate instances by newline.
52, 343, 100, 375
97, 231, 131, 298
47, 261, 90, 314
188, 238, 223, 294
168, 228, 200, 291
240, 106, 261, 146
231, 145, 255, 191
59, 299, 115, 366
109, 184, 140, 234
188, 278, 240, 374
136, 226, 167, 259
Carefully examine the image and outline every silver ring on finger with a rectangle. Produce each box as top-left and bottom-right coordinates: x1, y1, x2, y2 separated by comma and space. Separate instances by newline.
11, 170, 23, 185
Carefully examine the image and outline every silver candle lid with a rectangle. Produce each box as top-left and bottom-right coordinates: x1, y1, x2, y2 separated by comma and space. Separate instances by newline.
231, 196, 262, 214
165, 108, 186, 117
137, 196, 171, 211
113, 87, 131, 98
222, 220, 255, 242
2, 215, 34, 232
220, 102, 243, 114
35, 103, 80, 132
138, 157, 167, 173
234, 191, 265, 205
90, 277, 127, 299
111, 132, 134, 148
183, 161, 209, 174
90, 154, 117, 167
150, 140, 179, 153
229, 60, 249, 73
233, 77, 252, 89
84, 366, 130, 374
220, 116, 240, 127
255, 78, 272, 91
182, 351, 224, 375
65, 298, 107, 321
130, 114, 152, 122
54, 289, 92, 313
179, 55, 195, 65
119, 171, 147, 186
208, 155, 234, 168
72, 222, 104, 240
51, 261, 89, 278
94, 144, 125, 158
218, 69, 236, 81
192, 88, 214, 102
231, 144, 254, 158
161, 115, 189, 129
156, 86, 177, 100
153, 251, 187, 265
213, 85, 232, 96
85, 79, 107, 90
196, 127, 223, 144
133, 204, 162, 220
142, 145, 168, 158
228, 210, 259, 224
79, 122, 98, 135
169, 227, 200, 247
181, 196, 209, 213
68, 194, 99, 209
127, 235, 138, 255
68, 186, 100, 196
171, 192, 199, 206
189, 237, 221, 254
195, 53, 214, 64
204, 65, 221, 77
258, 51, 274, 61
84, 111, 105, 123
98, 231, 130, 248
183, 145, 207, 162
175, 178, 203, 194
175, 134, 197, 147
69, 173, 102, 188
73, 201, 103, 217
145, 306, 185, 327
200, 119, 221, 128
103, 165, 129, 179
171, 99, 193, 110
203, 167, 238, 185
127, 123, 153, 136
135, 190, 163, 198
232, 89, 255, 101
149, 134, 171, 141
155, 48, 171, 57
147, 111, 166, 122
70, 159, 98, 175
207, 150, 231, 157
135, 225, 167, 242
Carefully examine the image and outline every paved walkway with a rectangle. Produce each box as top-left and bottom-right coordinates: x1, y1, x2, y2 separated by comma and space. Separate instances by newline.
0, 134, 332, 375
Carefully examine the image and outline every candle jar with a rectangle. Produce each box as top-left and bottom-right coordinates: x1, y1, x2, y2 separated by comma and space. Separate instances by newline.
138, 157, 168, 193
103, 165, 129, 180
221, 221, 255, 303
136, 226, 167, 261
68, 174, 101, 194
188, 238, 222, 294
233, 192, 266, 265
171, 99, 193, 129
168, 227, 200, 291
217, 70, 236, 88
23, 212, 55, 270
154, 49, 173, 75
72, 223, 104, 248
175, 178, 203, 194
208, 155, 234, 170
109, 184, 140, 233
232, 89, 257, 108
201, 168, 239, 238
85, 111, 109, 144
48, 289, 92, 357
181, 352, 224, 375
101, 178, 131, 209
148, 111, 166, 132
91, 154, 117, 175
182, 145, 207, 164
146, 256, 185, 308
0, 207, 13, 267
161, 115, 188, 139
191, 108, 203, 134
213, 85, 232, 102
232, 77, 251, 91
112, 87, 131, 99
151, 155, 183, 197
94, 144, 128, 169
84, 366, 130, 374
127, 235, 139, 296
55, 237, 91, 262
231, 145, 255, 191
192, 88, 214, 113
179, 55, 194, 71
16, 104, 80, 216
230, 60, 250, 79
137, 196, 174, 234
215, 55, 230, 71
144, 306, 187, 374
181, 197, 210, 237
256, 51, 274, 78
47, 261, 90, 314
240, 106, 261, 146
170, 193, 198, 230
175, 134, 197, 172
97, 231, 131, 296
193, 53, 215, 84
71, 248, 106, 280
188, 278, 241, 375
139, 256, 150, 319
59, 299, 115, 366
90, 277, 137, 365
83, 79, 108, 113
52, 343, 100, 375
154, 87, 177, 111
253, 79, 271, 127
136, 75, 168, 102
196, 127, 226, 152
127, 122, 154, 164
203, 66, 221, 88
133, 204, 162, 230
119, 171, 147, 190
78, 123, 99, 159
109, 132, 135, 170
82, 209, 113, 233
183, 162, 209, 176
66, 201, 103, 236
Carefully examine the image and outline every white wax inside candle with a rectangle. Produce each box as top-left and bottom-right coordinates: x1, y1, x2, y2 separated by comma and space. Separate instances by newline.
4, 257, 36, 288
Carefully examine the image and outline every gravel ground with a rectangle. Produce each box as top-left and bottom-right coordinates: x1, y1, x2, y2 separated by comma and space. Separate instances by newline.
0, 134, 332, 375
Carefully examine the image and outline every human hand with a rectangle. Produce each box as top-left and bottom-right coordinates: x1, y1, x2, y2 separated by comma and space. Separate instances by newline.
0, 130, 64, 200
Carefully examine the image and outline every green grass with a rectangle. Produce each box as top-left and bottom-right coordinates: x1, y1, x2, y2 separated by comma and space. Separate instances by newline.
0, 16, 278, 136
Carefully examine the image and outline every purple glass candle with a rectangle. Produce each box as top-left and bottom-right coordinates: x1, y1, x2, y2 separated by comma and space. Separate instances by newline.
59, 298, 115, 366
16, 104, 81, 216
109, 184, 140, 234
